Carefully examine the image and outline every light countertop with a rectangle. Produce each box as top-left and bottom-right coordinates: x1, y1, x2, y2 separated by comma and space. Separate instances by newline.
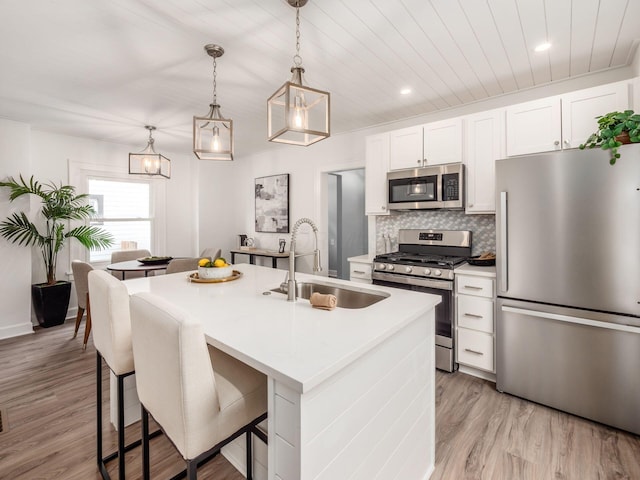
347, 254, 374, 263
123, 263, 439, 393
455, 263, 496, 277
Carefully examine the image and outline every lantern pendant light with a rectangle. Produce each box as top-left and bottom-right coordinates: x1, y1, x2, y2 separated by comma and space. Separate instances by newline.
129, 125, 171, 179
267, 0, 330, 146
193, 44, 234, 161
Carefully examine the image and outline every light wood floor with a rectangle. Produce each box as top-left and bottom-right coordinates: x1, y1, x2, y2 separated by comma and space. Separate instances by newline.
1, 321, 639, 479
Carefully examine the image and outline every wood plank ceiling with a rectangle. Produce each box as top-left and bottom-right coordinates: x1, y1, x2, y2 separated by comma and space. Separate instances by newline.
0, 0, 637, 158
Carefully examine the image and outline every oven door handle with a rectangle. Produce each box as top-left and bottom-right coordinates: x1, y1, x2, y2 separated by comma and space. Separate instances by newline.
372, 271, 453, 291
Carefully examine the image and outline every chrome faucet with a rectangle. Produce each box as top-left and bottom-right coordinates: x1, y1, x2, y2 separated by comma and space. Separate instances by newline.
286, 217, 322, 301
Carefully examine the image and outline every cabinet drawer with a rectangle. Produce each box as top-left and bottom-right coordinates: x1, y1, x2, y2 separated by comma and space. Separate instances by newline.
457, 295, 494, 333
349, 262, 372, 281
457, 329, 494, 372
456, 275, 493, 298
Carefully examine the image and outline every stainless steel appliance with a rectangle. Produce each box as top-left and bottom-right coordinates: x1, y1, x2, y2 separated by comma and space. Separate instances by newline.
496, 144, 640, 435
387, 163, 464, 210
372, 229, 472, 372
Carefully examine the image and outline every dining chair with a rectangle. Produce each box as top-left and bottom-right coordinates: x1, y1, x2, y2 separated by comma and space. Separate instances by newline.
129, 291, 268, 480
165, 257, 199, 274
110, 249, 152, 279
88, 270, 160, 480
71, 260, 94, 349
200, 247, 221, 260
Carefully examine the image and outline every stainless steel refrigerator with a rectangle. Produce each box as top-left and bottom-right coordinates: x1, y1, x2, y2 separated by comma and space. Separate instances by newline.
495, 143, 640, 435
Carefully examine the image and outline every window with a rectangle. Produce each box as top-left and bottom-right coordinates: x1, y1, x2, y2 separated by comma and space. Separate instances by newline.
88, 178, 154, 262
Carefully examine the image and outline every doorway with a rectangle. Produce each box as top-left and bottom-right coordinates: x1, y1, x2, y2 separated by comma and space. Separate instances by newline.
327, 168, 368, 279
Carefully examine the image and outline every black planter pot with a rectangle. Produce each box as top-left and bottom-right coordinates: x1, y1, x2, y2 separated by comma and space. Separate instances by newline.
31, 281, 72, 328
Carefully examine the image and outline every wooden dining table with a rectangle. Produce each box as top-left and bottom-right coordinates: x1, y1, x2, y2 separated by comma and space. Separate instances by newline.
106, 260, 169, 280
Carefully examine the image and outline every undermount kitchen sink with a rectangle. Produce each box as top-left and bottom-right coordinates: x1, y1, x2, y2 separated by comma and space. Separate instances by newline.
271, 281, 389, 309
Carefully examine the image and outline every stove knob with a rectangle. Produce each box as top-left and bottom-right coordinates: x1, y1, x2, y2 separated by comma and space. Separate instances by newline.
423, 268, 431, 275
376, 263, 386, 270
387, 264, 394, 271
433, 269, 442, 277
404, 266, 413, 274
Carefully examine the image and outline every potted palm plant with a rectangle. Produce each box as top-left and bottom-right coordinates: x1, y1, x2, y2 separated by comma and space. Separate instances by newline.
579, 110, 640, 164
0, 175, 113, 327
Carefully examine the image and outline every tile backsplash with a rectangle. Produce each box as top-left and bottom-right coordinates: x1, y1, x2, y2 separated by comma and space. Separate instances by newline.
376, 211, 496, 256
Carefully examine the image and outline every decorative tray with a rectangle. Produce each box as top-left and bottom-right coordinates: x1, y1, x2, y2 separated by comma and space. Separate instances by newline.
137, 256, 173, 265
467, 255, 496, 267
188, 270, 242, 283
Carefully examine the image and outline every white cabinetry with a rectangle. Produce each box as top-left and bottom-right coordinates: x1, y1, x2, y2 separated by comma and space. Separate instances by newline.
423, 117, 464, 166
389, 126, 423, 170
506, 81, 629, 156
455, 265, 496, 380
463, 109, 504, 213
561, 82, 629, 149
389, 118, 463, 170
365, 133, 390, 215
348, 255, 372, 284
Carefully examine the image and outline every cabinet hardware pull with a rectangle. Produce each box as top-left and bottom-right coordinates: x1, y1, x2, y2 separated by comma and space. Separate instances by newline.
463, 313, 483, 318
464, 285, 483, 290
353, 270, 365, 274
464, 348, 484, 355
554, 140, 560, 146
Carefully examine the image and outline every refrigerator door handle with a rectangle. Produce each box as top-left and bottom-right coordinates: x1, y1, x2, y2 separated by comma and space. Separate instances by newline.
499, 191, 508, 292
501, 306, 640, 334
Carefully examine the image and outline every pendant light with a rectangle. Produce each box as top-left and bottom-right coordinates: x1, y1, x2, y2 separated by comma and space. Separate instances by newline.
193, 44, 233, 161
267, 0, 330, 146
129, 126, 171, 179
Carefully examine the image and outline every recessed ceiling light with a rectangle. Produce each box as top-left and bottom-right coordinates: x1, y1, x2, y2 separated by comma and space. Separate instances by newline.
400, 88, 412, 95
534, 42, 552, 52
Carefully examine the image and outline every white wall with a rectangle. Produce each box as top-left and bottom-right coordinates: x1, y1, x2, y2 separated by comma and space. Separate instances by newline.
198, 131, 369, 273
0, 128, 198, 335
0, 119, 34, 339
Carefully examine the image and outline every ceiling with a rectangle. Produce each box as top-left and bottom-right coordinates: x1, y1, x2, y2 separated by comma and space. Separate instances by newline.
0, 0, 638, 158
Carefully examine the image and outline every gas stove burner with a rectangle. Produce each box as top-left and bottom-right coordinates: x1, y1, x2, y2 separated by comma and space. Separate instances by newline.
374, 229, 472, 282
374, 252, 467, 268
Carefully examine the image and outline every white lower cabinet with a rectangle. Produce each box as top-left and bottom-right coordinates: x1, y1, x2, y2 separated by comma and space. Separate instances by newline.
457, 329, 494, 372
455, 267, 496, 379
348, 255, 372, 284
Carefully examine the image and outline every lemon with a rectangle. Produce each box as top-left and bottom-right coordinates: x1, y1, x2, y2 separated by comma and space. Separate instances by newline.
213, 258, 227, 267
198, 258, 210, 267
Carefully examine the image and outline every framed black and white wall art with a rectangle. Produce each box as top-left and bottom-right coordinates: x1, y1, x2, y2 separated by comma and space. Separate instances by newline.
255, 173, 289, 233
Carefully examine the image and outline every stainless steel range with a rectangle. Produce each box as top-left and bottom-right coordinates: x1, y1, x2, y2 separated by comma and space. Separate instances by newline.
372, 229, 472, 372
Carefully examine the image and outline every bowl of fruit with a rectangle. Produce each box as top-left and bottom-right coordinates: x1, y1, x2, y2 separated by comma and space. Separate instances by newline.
198, 257, 233, 279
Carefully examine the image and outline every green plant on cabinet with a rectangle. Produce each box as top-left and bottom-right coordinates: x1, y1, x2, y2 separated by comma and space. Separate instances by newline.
579, 110, 640, 164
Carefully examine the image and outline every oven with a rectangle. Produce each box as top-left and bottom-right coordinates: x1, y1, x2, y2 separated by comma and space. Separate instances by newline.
372, 273, 455, 372
372, 229, 472, 373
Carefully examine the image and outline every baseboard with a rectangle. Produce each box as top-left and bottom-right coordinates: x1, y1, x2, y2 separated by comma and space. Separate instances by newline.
0, 322, 34, 340
458, 364, 496, 383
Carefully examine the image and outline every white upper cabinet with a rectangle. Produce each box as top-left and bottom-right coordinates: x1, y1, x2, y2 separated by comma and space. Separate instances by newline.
561, 82, 629, 149
389, 126, 423, 170
365, 133, 390, 216
506, 96, 561, 156
464, 109, 504, 214
389, 118, 463, 170
506, 81, 630, 156
423, 117, 464, 166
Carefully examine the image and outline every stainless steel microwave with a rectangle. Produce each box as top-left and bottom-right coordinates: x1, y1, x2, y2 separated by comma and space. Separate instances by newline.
387, 163, 464, 210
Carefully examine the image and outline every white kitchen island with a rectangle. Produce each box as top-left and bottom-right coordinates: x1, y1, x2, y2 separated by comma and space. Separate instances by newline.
124, 263, 439, 480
